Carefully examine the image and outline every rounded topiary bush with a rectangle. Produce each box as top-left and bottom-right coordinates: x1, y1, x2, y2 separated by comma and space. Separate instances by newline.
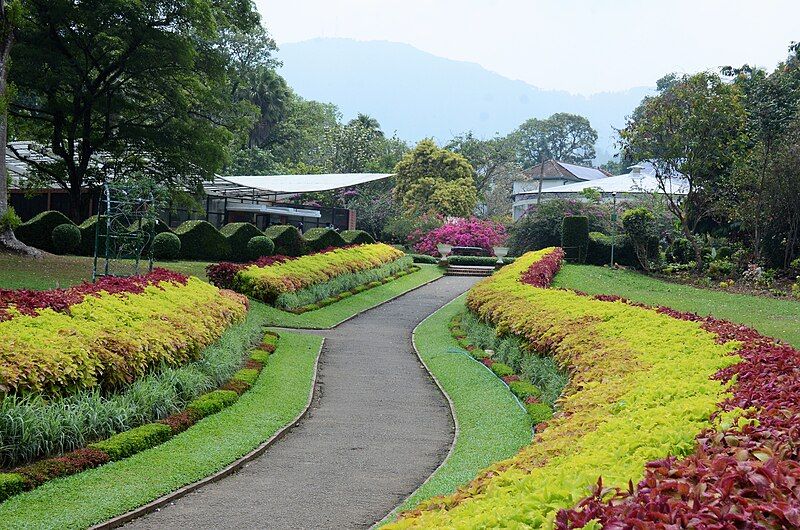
264, 225, 305, 257
51, 223, 81, 255
14, 210, 74, 252
340, 230, 375, 245
151, 232, 181, 260
302, 227, 346, 252
247, 236, 275, 260
174, 220, 230, 261
220, 222, 265, 262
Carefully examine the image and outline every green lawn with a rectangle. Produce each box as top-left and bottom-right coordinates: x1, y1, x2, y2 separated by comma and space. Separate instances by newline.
380, 294, 531, 524
262, 264, 444, 329
0, 252, 211, 289
554, 264, 800, 347
0, 331, 322, 530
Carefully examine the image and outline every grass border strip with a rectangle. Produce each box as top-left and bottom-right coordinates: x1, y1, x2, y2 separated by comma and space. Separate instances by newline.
90, 337, 324, 530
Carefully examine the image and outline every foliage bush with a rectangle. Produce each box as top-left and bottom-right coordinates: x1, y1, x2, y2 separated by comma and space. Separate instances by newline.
525, 402, 554, 425
186, 390, 239, 420
89, 423, 172, 461
302, 227, 346, 252
340, 229, 375, 245
447, 256, 499, 266
13, 210, 74, 252
410, 253, 438, 264
219, 223, 264, 262
667, 238, 694, 264
508, 380, 541, 401
561, 216, 589, 263
0, 473, 26, 502
246, 235, 275, 260
413, 217, 506, 256
489, 362, 515, 378
51, 223, 82, 255
0, 207, 22, 232
509, 199, 612, 255
586, 231, 638, 267
174, 220, 230, 261
707, 258, 734, 279
151, 232, 181, 260
621, 207, 659, 270
0, 271, 248, 395
234, 243, 404, 304
264, 224, 305, 257
15, 448, 109, 487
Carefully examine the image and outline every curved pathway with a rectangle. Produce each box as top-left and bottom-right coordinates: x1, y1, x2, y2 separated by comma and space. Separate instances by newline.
126, 275, 478, 530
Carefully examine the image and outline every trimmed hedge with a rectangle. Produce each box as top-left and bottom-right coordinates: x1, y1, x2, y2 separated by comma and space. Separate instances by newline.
411, 254, 438, 264
174, 220, 230, 261
586, 231, 638, 267
14, 210, 74, 252
0, 473, 26, 502
264, 224, 305, 257
186, 390, 239, 420
446, 256, 516, 267
341, 229, 375, 245
89, 423, 172, 461
247, 236, 275, 260
561, 215, 589, 263
151, 232, 181, 260
51, 223, 81, 255
220, 223, 265, 262
302, 227, 346, 252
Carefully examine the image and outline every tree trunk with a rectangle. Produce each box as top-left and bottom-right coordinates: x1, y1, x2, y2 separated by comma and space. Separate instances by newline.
0, 9, 41, 257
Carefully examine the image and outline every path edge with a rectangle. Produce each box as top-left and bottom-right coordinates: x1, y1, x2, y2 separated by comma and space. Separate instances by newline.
91, 337, 325, 530
371, 293, 465, 528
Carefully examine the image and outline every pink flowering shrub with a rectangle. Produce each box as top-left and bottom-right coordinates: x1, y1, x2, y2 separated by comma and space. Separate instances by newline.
412, 217, 507, 256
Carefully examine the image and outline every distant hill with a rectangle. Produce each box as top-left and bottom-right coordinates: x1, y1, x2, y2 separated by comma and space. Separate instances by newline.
277, 38, 654, 163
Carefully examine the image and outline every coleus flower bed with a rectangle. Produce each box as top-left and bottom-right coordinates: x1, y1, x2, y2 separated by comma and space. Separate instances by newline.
217, 243, 406, 305
0, 332, 279, 503
0, 270, 248, 395
388, 247, 770, 529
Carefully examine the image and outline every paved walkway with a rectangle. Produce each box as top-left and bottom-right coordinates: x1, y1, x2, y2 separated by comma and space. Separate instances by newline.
126, 276, 478, 530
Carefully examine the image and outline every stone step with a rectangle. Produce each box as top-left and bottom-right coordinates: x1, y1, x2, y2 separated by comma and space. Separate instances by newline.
444, 265, 496, 277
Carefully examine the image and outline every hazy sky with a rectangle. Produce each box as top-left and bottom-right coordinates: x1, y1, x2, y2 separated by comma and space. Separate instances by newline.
254, 0, 799, 95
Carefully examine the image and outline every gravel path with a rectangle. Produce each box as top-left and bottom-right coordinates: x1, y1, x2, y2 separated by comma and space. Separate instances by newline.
125, 275, 478, 530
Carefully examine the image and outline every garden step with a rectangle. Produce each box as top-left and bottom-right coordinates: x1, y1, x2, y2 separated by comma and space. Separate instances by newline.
445, 265, 495, 277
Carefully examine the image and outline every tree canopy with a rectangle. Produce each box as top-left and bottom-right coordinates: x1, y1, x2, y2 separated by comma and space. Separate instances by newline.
515, 112, 598, 168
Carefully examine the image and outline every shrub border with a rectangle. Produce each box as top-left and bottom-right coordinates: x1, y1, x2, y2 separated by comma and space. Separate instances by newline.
0, 332, 281, 503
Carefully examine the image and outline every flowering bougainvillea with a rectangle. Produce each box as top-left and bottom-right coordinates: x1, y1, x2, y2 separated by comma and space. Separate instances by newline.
412, 217, 507, 256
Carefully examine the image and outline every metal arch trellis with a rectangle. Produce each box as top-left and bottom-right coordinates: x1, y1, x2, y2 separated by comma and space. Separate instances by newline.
92, 181, 162, 280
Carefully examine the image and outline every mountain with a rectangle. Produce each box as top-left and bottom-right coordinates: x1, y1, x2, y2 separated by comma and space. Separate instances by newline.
277, 38, 653, 162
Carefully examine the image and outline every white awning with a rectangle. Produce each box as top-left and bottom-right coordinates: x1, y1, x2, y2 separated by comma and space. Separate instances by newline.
224, 203, 322, 218
217, 173, 393, 194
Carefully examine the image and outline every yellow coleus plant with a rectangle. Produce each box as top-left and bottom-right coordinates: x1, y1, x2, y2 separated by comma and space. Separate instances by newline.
0, 278, 247, 396
236, 243, 404, 303
388, 249, 740, 529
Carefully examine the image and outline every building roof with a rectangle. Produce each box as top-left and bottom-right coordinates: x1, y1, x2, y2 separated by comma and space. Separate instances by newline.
211, 173, 393, 195
540, 164, 688, 195
521, 160, 610, 182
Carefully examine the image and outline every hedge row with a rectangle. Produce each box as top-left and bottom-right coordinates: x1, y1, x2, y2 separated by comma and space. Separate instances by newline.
0, 332, 280, 503
390, 248, 740, 528
13, 210, 373, 262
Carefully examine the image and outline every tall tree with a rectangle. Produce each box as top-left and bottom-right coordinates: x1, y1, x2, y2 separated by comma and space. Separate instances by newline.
514, 112, 598, 168
393, 139, 477, 217
620, 71, 747, 269
9, 0, 262, 221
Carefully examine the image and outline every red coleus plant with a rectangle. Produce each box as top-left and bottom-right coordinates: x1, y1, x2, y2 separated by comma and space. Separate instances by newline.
0, 268, 188, 321
520, 248, 565, 288
556, 295, 800, 529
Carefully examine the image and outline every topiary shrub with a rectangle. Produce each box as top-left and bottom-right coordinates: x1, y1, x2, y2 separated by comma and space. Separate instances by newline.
586, 231, 638, 267
246, 235, 275, 260
561, 216, 589, 263
411, 253, 438, 264
174, 220, 230, 261
525, 402, 554, 425
219, 223, 265, 262
131, 219, 173, 255
621, 207, 658, 271
509, 380, 542, 400
151, 232, 181, 260
51, 223, 82, 255
302, 227, 346, 252
264, 225, 305, 256
490, 362, 515, 378
14, 210, 74, 252
186, 390, 239, 420
89, 423, 172, 461
340, 230, 375, 245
